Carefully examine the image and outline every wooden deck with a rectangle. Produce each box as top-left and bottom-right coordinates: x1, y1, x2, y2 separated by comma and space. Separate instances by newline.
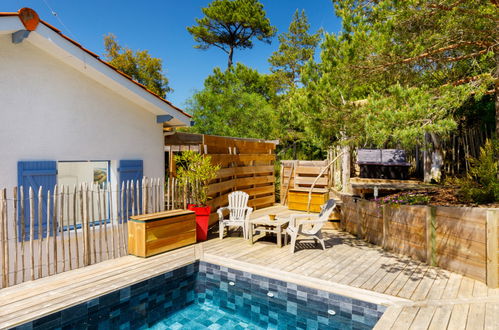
0, 205, 498, 329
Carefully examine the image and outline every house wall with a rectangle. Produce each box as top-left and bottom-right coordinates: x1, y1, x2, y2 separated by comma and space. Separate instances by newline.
0, 34, 164, 188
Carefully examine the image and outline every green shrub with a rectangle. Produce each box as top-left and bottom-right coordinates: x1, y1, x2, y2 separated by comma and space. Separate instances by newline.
458, 139, 499, 204
175, 151, 220, 206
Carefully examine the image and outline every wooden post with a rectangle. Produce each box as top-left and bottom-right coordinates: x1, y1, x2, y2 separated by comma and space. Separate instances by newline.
101, 184, 108, 260
52, 185, 58, 275
72, 185, 80, 268
45, 190, 51, 277
13, 187, 18, 285
118, 182, 124, 257
142, 178, 148, 214
29, 187, 35, 281
20, 187, 25, 281
486, 209, 498, 288
382, 204, 389, 249
96, 184, 102, 263
60, 185, 65, 272
90, 184, 96, 264
37, 187, 43, 279
82, 184, 90, 266
109, 183, 116, 259
426, 206, 437, 267
66, 186, 72, 270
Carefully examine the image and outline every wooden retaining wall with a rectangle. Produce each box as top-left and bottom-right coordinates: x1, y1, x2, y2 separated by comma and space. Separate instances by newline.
341, 195, 499, 288
165, 133, 276, 226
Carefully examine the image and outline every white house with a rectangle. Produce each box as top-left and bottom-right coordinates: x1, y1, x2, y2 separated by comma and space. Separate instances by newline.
0, 8, 191, 191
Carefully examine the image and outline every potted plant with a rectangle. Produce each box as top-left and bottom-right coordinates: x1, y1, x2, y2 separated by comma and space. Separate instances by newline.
175, 151, 220, 241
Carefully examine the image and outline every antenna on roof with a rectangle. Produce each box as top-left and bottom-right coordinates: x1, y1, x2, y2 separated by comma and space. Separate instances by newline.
40, 0, 77, 40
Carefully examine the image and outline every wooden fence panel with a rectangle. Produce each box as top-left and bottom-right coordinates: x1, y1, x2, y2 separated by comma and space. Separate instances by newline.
0, 177, 164, 289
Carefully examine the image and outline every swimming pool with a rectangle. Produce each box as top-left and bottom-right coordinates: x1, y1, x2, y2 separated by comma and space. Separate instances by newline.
14, 261, 385, 329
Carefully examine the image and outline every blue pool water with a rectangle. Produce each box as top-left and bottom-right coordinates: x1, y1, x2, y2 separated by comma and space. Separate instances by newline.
15, 261, 385, 329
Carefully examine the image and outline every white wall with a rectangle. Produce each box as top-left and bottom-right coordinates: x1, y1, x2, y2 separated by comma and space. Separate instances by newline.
0, 34, 165, 188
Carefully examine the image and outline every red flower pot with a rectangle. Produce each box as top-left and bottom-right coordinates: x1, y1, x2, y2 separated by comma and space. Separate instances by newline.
187, 204, 211, 242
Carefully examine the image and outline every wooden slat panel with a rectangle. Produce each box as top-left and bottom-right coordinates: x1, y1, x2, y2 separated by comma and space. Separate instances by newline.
209, 154, 275, 166
247, 195, 275, 208
217, 166, 274, 178
295, 166, 325, 175
294, 177, 328, 186
240, 185, 275, 197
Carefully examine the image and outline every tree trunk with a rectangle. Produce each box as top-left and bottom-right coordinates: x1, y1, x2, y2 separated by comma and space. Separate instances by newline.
430, 132, 443, 182
423, 132, 432, 183
228, 47, 234, 68
341, 144, 351, 194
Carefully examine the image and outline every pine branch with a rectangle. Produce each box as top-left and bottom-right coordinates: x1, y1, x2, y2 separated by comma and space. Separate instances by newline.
356, 41, 494, 71
426, 2, 499, 21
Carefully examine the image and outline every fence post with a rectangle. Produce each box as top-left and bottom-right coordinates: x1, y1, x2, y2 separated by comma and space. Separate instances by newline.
382, 204, 389, 249
426, 206, 437, 267
29, 187, 35, 281
142, 177, 148, 214
486, 209, 498, 288
82, 183, 90, 266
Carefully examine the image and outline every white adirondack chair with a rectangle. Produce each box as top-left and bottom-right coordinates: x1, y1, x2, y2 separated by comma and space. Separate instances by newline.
286, 199, 336, 253
218, 191, 253, 239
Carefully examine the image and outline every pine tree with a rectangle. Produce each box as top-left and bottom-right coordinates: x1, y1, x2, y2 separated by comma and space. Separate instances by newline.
268, 10, 322, 91
187, 0, 276, 68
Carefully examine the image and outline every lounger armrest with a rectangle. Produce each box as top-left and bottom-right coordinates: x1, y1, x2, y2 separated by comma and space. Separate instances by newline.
245, 207, 253, 219
217, 207, 229, 221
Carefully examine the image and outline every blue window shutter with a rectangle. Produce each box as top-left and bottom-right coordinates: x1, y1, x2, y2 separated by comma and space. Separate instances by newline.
118, 160, 143, 216
17, 161, 57, 240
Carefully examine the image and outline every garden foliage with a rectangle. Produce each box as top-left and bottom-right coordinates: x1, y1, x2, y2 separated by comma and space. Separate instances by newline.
174, 151, 220, 206
458, 140, 499, 204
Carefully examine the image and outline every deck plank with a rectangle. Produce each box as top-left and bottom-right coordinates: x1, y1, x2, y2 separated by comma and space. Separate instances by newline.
484, 302, 499, 330
447, 304, 470, 330
427, 305, 452, 330
391, 306, 420, 329
465, 303, 485, 330
409, 306, 436, 330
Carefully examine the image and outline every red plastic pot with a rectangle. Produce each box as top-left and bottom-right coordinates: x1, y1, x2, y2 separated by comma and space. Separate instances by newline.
187, 204, 211, 241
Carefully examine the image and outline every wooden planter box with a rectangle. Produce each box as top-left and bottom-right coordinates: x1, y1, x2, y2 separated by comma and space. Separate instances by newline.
288, 188, 329, 213
128, 209, 196, 258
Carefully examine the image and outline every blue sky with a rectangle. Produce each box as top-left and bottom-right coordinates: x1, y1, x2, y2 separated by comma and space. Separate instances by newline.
3, 1, 342, 108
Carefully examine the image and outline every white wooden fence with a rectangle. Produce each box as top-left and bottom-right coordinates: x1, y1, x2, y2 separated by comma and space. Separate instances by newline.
0, 177, 167, 289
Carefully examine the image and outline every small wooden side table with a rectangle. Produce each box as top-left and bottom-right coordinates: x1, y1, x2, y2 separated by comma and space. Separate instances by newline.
249, 217, 289, 248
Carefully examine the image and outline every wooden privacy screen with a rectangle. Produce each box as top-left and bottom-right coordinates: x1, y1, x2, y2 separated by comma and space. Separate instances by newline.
280, 160, 330, 203
164, 133, 277, 226
341, 195, 499, 288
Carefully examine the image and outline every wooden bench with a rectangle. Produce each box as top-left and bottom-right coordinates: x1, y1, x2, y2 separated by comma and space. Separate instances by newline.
357, 149, 411, 180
